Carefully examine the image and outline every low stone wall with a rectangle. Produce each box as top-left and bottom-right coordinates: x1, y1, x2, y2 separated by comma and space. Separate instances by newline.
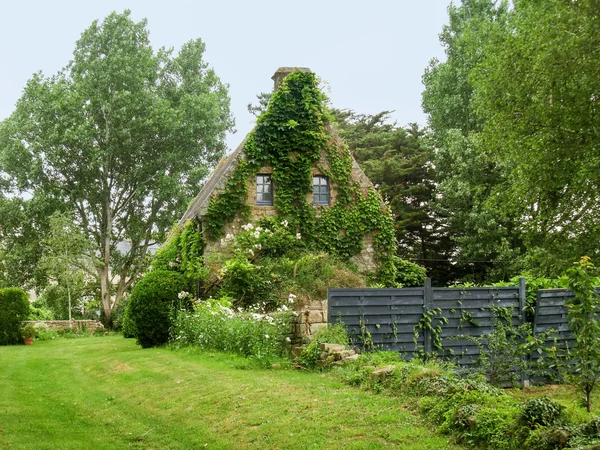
293, 300, 328, 343
23, 320, 104, 332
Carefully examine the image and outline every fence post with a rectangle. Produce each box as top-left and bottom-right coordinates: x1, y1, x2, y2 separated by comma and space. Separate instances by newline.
518, 277, 527, 325
518, 277, 530, 387
424, 278, 433, 354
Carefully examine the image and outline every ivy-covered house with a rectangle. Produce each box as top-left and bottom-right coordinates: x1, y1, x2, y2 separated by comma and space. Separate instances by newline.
176, 68, 397, 287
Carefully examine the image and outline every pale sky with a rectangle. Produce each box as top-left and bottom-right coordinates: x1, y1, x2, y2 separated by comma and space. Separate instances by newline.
0, 0, 453, 152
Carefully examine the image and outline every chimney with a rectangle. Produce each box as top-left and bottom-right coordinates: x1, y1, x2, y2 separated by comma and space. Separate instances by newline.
271, 67, 312, 91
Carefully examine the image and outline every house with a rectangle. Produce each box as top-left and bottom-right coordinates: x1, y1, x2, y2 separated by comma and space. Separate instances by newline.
178, 67, 397, 287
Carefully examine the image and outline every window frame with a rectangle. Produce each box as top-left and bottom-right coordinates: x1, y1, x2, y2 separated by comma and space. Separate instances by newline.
256, 174, 274, 206
312, 175, 330, 206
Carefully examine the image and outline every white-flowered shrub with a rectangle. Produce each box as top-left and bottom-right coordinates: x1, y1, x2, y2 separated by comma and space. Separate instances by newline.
170, 296, 294, 366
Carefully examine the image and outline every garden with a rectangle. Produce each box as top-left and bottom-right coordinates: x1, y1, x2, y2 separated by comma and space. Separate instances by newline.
3, 255, 600, 449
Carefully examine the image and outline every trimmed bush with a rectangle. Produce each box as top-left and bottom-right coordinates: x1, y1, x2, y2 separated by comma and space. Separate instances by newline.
0, 288, 30, 345
128, 270, 189, 348
121, 300, 136, 338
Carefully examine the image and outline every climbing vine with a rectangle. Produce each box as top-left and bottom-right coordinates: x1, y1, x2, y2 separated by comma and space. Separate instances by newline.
153, 220, 208, 282
189, 71, 398, 285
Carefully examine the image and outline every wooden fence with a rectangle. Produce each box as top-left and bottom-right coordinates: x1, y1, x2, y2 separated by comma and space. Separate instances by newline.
328, 278, 526, 366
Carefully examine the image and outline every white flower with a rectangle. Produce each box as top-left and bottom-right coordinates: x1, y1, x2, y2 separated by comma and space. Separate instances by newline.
255, 226, 262, 232
296, 232, 301, 240
281, 220, 288, 227
178, 291, 189, 299
241, 223, 254, 231
168, 261, 178, 268
248, 249, 254, 257
225, 233, 234, 240
265, 228, 273, 234
285, 337, 291, 343
253, 230, 260, 239
265, 334, 270, 339
254, 243, 262, 250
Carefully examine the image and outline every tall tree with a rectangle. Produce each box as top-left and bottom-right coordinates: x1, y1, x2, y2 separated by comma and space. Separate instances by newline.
422, 0, 520, 283
0, 11, 233, 325
332, 110, 455, 283
472, 0, 600, 275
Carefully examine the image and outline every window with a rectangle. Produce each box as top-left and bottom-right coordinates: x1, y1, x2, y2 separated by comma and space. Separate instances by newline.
313, 175, 329, 205
256, 175, 273, 205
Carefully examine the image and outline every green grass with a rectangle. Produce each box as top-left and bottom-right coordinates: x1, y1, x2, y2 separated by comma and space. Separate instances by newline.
0, 337, 462, 449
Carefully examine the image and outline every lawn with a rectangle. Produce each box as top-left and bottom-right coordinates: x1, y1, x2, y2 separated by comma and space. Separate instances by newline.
0, 336, 462, 449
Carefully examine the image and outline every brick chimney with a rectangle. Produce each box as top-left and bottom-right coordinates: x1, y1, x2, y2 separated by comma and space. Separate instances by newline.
271, 67, 312, 91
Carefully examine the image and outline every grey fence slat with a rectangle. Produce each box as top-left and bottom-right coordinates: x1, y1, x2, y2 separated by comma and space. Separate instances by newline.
329, 281, 523, 364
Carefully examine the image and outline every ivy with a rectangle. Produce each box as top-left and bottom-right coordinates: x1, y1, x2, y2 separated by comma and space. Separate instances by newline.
152, 221, 208, 282
198, 71, 398, 284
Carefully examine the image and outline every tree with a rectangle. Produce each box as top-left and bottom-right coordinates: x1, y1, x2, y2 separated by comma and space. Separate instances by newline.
39, 212, 96, 321
422, 0, 522, 283
471, 0, 600, 275
0, 11, 233, 325
332, 110, 454, 283
565, 257, 600, 412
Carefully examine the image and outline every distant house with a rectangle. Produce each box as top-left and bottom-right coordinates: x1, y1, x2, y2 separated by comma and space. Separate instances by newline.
178, 67, 396, 284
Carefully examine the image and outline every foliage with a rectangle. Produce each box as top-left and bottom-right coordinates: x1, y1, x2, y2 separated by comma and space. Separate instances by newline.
0, 10, 233, 325
170, 297, 292, 367
21, 323, 36, 339
472, 0, 600, 276
518, 396, 566, 429
199, 72, 397, 286
332, 109, 454, 284
120, 300, 136, 338
207, 220, 365, 310
413, 307, 448, 356
424, 0, 600, 281
38, 212, 96, 320
296, 323, 349, 369
457, 307, 551, 387
0, 287, 30, 345
564, 257, 600, 412
127, 270, 190, 348
0, 195, 62, 291
334, 352, 600, 449
422, 0, 516, 284
154, 221, 210, 284
28, 298, 55, 321
394, 256, 427, 287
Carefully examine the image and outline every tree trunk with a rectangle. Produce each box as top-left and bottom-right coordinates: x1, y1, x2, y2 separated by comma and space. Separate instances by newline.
99, 204, 113, 327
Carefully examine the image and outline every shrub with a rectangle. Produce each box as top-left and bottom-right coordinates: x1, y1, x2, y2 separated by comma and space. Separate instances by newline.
121, 300, 136, 338
0, 288, 30, 345
518, 396, 566, 429
296, 323, 349, 369
394, 257, 427, 287
128, 270, 189, 348
170, 297, 292, 366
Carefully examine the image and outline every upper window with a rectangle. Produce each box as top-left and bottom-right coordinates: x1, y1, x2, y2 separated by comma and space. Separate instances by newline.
313, 176, 329, 205
256, 175, 273, 205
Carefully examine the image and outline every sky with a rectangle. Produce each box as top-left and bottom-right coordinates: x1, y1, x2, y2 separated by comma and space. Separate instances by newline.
0, 0, 453, 152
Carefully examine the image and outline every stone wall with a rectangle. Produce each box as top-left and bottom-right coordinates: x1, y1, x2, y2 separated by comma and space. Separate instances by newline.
292, 299, 328, 343
24, 320, 105, 332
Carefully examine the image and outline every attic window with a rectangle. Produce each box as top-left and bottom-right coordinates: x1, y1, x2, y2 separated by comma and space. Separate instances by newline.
313, 175, 329, 205
256, 175, 273, 205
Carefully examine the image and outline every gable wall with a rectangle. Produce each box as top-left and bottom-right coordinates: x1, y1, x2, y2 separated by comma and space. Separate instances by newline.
201, 145, 378, 274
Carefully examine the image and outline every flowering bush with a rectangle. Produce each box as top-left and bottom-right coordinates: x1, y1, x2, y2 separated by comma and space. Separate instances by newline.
170, 296, 294, 366
214, 218, 365, 310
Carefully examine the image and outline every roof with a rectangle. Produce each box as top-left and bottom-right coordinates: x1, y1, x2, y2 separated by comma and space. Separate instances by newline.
177, 132, 251, 228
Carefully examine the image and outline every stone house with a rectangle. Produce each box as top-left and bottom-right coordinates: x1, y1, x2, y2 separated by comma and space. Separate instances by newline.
176, 68, 396, 335
180, 67, 392, 271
